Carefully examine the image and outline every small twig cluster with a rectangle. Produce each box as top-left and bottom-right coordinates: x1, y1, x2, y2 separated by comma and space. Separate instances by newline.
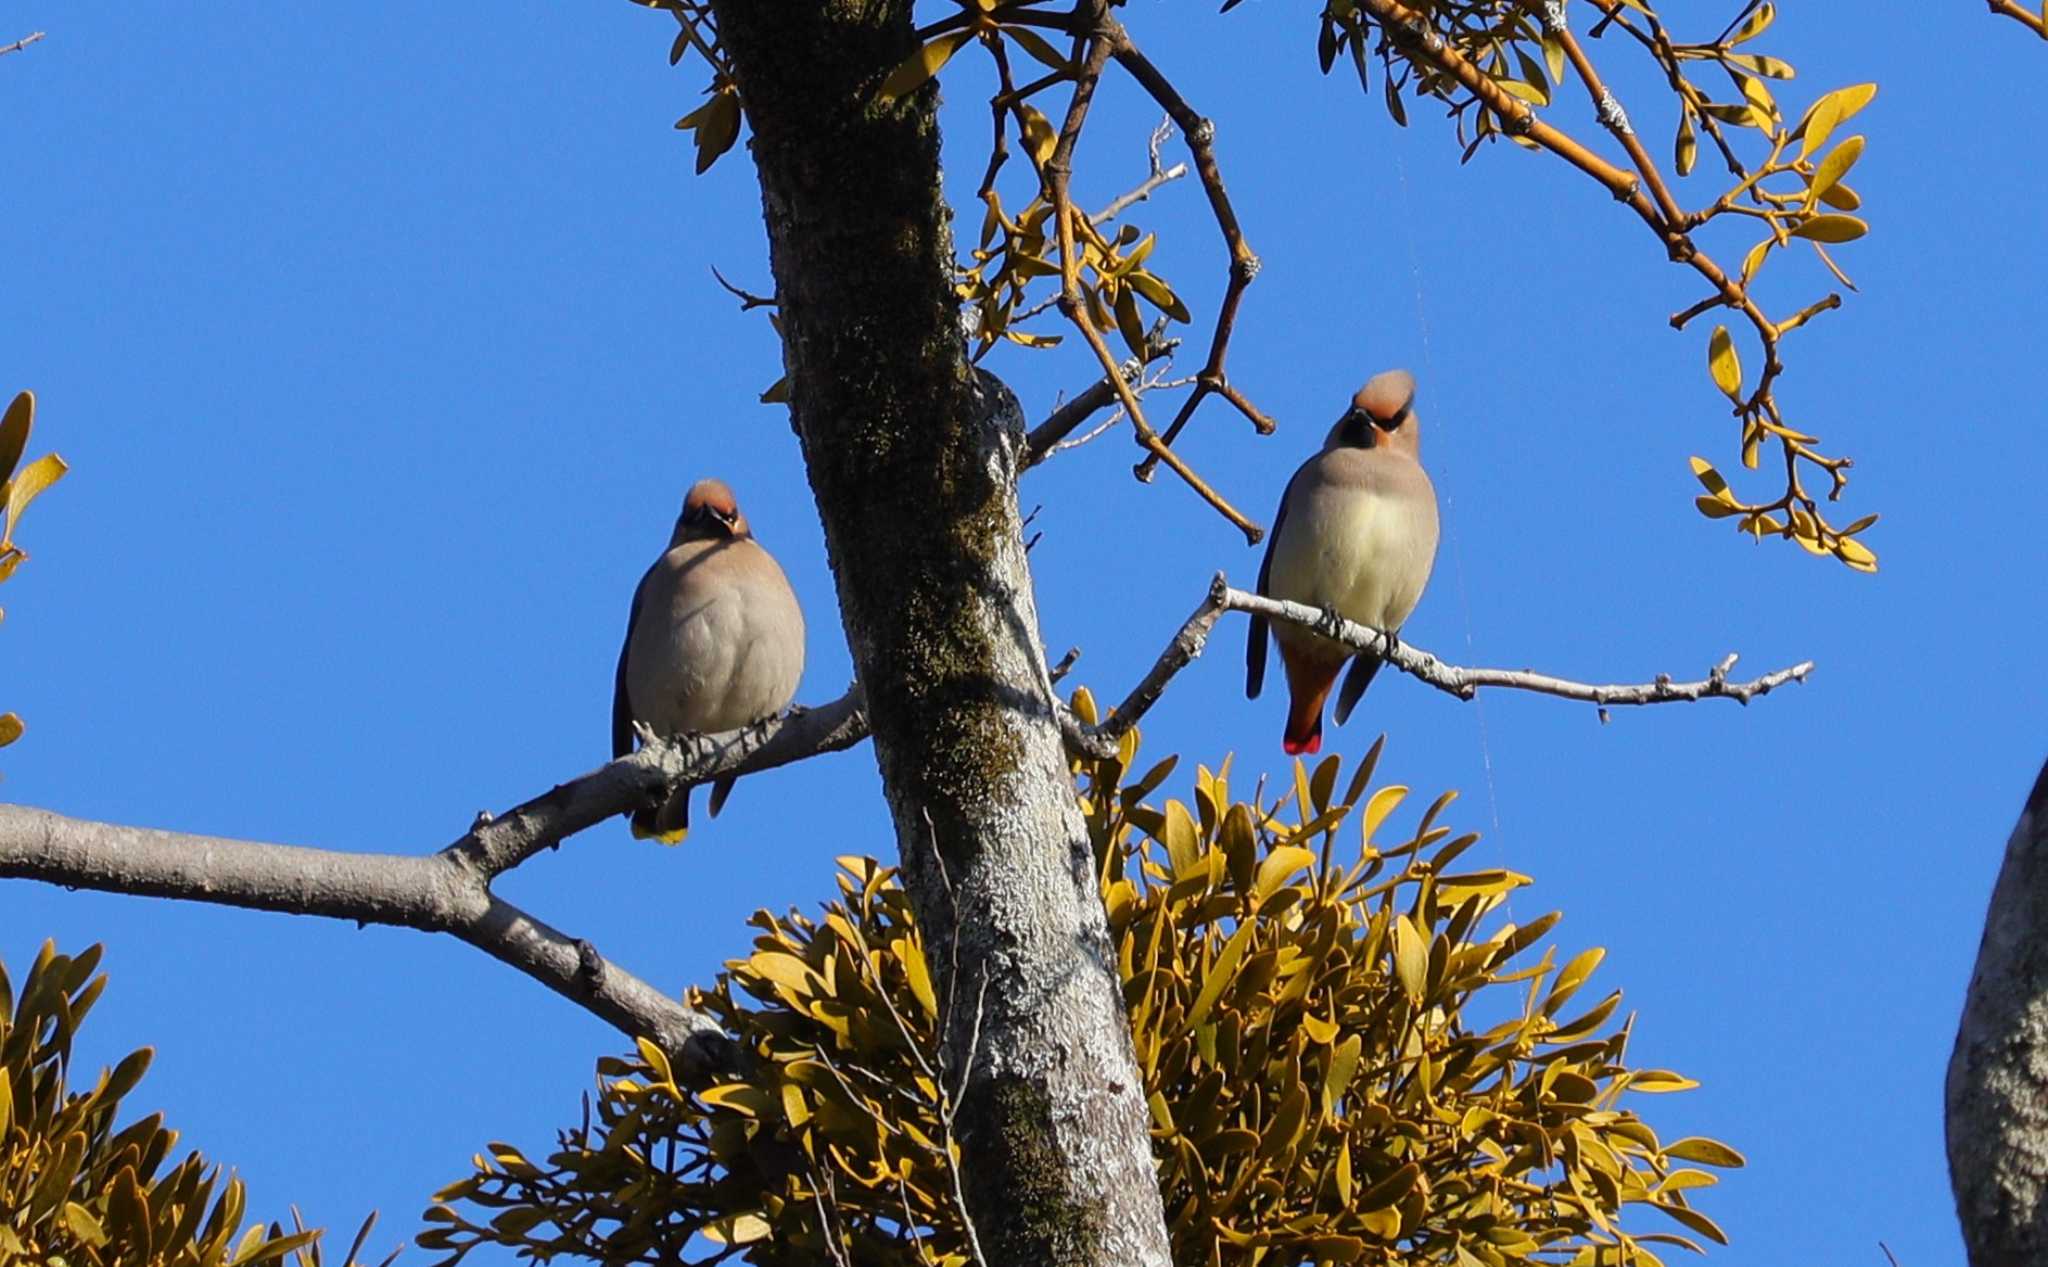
1323, 0, 1878, 568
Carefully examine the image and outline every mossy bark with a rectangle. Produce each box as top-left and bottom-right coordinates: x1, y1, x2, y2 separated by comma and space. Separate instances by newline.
1950, 758, 2048, 1267
706, 2, 1173, 1263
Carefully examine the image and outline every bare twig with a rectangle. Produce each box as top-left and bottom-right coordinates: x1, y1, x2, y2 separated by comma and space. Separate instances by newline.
1070, 573, 1812, 747
1026, 3, 1270, 540
1113, 39, 1277, 479
709, 265, 777, 310
1049, 365, 1193, 459
1987, 0, 2048, 38
1090, 116, 1188, 224
1023, 324, 1179, 466
0, 31, 44, 57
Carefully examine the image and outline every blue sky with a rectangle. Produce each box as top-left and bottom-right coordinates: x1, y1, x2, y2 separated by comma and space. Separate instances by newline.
3, 3, 2042, 1263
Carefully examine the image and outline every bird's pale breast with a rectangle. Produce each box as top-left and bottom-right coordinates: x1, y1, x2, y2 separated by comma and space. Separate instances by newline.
1266, 459, 1438, 653
626, 539, 805, 736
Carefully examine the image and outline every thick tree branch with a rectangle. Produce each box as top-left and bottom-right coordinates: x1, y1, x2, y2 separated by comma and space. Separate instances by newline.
0, 690, 870, 1068
0, 804, 731, 1068
1072, 574, 1812, 746
1948, 757, 2048, 1265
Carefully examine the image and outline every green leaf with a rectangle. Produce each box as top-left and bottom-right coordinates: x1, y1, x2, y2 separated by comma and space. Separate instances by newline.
1393, 913, 1427, 1002
1664, 1136, 1747, 1167
1354, 1160, 1421, 1211
1003, 25, 1070, 74
1126, 270, 1190, 323
877, 31, 971, 106
894, 935, 938, 1019
3, 452, 68, 546
1630, 1069, 1702, 1093
1739, 236, 1772, 285
1791, 213, 1867, 244
0, 391, 31, 487
1798, 82, 1877, 160
1543, 946, 1604, 1014
1018, 103, 1059, 168
675, 91, 742, 174
1806, 134, 1864, 207
1707, 326, 1742, 400
1727, 1, 1775, 44
1187, 918, 1256, 1029
1689, 456, 1733, 501
1654, 1200, 1730, 1246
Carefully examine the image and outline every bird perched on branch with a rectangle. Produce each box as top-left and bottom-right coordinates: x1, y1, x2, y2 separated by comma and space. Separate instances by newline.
1246, 369, 1439, 755
613, 478, 805, 841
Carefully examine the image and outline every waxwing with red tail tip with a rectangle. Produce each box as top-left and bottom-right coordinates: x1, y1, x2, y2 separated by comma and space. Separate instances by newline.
1245, 370, 1439, 754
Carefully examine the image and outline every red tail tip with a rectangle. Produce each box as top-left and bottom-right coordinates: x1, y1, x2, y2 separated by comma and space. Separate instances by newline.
1282, 733, 1322, 756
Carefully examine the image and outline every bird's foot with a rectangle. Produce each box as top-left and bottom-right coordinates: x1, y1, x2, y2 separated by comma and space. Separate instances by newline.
1314, 605, 1348, 640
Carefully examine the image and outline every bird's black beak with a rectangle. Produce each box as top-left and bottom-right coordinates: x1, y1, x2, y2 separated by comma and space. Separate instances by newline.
682, 505, 739, 537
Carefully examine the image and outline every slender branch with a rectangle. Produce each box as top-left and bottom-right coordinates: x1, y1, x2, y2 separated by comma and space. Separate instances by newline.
445, 688, 869, 877
0, 804, 731, 1067
1089, 116, 1187, 224
0, 31, 43, 57
1987, 0, 2048, 38
1022, 325, 1178, 467
1043, 24, 1263, 537
1072, 574, 1812, 746
709, 265, 777, 310
1537, 4, 1686, 232
1113, 37, 1276, 480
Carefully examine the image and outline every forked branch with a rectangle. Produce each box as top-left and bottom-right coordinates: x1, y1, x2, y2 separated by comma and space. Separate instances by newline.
1070, 573, 1812, 752
0, 689, 871, 1067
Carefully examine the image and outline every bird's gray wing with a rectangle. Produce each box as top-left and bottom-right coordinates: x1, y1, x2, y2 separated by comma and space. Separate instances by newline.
612, 566, 654, 759
1245, 486, 1288, 700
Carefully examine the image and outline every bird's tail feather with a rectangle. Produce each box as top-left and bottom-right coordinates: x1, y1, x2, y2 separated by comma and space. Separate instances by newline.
1282, 662, 1339, 755
630, 785, 693, 845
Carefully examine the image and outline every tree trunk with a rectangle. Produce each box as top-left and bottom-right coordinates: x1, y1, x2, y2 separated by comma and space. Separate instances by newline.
704, 3, 1174, 1263
1949, 757, 2048, 1266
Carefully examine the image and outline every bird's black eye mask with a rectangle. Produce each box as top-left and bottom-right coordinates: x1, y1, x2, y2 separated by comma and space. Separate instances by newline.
1338, 405, 1409, 446
683, 504, 739, 536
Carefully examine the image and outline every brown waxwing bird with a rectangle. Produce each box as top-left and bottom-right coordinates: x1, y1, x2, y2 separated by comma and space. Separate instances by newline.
1245, 369, 1439, 755
613, 478, 806, 841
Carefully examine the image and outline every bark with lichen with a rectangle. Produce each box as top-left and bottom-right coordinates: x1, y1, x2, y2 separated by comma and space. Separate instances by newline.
1950, 757, 2048, 1266
703, 1, 1174, 1262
